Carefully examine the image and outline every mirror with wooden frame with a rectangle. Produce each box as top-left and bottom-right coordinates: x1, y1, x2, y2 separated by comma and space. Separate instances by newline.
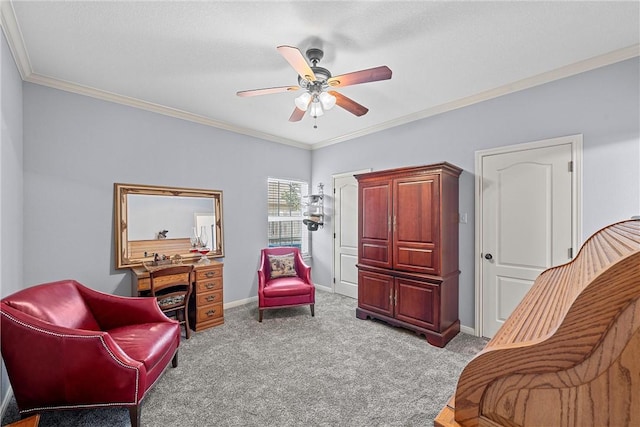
114, 183, 224, 269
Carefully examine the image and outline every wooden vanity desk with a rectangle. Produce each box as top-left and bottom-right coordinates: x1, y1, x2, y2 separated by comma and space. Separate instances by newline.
131, 261, 224, 331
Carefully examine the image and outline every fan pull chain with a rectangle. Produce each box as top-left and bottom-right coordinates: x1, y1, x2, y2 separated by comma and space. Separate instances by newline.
313, 116, 318, 129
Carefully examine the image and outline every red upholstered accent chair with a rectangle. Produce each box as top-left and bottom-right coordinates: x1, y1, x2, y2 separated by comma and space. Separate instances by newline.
0, 280, 181, 427
257, 247, 315, 322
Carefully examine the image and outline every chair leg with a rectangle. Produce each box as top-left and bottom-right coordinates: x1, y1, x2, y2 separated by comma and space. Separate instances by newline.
184, 308, 191, 339
258, 309, 263, 322
310, 304, 315, 317
172, 352, 178, 368
129, 405, 141, 427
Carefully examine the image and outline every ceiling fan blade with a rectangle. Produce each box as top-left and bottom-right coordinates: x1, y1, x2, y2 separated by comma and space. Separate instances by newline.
236, 86, 300, 97
328, 91, 369, 116
289, 107, 306, 122
277, 45, 316, 82
327, 66, 392, 88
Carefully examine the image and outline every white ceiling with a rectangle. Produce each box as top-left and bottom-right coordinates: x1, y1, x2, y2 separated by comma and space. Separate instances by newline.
2, 1, 639, 149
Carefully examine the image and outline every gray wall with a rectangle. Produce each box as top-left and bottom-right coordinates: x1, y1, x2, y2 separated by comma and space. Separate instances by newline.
22, 83, 312, 301
1, 30, 24, 408
311, 57, 640, 330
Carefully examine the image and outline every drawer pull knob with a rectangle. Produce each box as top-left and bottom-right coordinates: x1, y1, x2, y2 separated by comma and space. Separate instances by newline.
206, 283, 215, 289
205, 272, 216, 278
206, 309, 216, 316
206, 295, 216, 302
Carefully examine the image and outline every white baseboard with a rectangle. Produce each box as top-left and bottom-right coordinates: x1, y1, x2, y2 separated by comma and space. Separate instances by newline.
1, 385, 13, 420
223, 295, 257, 309
460, 324, 477, 336
314, 283, 332, 293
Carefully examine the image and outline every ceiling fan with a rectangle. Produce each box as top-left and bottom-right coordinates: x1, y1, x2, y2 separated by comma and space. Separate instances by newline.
237, 45, 392, 124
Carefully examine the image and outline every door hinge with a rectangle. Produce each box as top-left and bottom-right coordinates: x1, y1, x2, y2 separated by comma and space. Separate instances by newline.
568, 161, 573, 172
333, 277, 336, 284
333, 187, 336, 194
568, 247, 573, 259
333, 233, 336, 239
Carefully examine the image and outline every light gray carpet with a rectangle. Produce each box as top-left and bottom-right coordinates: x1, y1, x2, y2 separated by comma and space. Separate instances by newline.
2, 291, 488, 426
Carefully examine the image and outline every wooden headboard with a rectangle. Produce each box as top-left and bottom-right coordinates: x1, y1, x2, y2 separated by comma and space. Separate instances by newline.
435, 219, 640, 427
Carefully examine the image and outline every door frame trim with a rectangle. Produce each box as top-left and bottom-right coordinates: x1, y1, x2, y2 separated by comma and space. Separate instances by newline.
332, 169, 371, 294
474, 134, 583, 337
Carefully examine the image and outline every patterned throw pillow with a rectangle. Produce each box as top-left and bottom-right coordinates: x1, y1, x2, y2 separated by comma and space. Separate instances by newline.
268, 253, 297, 279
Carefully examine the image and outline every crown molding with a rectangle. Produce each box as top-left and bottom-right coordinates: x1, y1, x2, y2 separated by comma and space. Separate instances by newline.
0, 0, 30, 79
25, 72, 311, 150
310, 44, 640, 150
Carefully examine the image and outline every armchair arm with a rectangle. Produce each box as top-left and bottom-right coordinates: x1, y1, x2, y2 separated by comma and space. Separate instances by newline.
77, 283, 172, 330
1, 306, 145, 408
258, 251, 268, 298
294, 252, 312, 285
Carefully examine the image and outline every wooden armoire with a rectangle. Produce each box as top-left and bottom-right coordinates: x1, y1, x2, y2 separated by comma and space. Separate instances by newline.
355, 162, 462, 347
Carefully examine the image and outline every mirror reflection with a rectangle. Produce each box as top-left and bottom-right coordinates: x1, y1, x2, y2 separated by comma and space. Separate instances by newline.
114, 183, 224, 269
127, 195, 215, 242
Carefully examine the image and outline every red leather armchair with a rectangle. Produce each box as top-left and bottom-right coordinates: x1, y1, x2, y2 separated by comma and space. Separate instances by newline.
0, 280, 181, 427
257, 247, 315, 322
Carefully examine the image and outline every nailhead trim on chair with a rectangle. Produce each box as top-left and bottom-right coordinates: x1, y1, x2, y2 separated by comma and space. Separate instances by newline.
0, 311, 141, 408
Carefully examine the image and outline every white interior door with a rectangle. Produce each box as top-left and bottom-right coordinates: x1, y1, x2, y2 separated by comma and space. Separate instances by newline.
333, 172, 362, 298
478, 136, 581, 338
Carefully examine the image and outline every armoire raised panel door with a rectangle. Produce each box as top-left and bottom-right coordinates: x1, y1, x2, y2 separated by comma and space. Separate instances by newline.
358, 180, 392, 269
395, 277, 439, 330
357, 270, 394, 317
355, 162, 462, 348
393, 174, 440, 275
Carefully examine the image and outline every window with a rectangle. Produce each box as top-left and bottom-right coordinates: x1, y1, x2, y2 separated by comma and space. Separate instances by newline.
268, 178, 308, 255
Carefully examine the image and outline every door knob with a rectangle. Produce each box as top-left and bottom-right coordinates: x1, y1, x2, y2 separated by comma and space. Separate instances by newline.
484, 253, 493, 260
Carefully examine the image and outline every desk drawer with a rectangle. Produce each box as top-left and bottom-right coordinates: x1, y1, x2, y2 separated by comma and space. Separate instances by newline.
195, 302, 223, 323
196, 267, 222, 281
151, 272, 191, 289
136, 277, 150, 292
196, 289, 222, 306
195, 278, 222, 293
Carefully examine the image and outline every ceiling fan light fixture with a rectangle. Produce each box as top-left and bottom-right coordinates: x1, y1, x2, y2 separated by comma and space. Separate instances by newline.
294, 92, 312, 111
238, 45, 392, 123
319, 92, 336, 110
309, 100, 324, 117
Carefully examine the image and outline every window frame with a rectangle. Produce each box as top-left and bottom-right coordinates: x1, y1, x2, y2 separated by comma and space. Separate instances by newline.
267, 177, 309, 256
